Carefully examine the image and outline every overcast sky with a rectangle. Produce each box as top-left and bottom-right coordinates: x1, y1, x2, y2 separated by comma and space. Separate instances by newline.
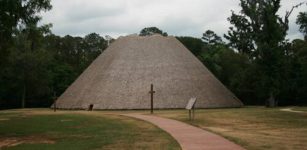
40, 0, 307, 40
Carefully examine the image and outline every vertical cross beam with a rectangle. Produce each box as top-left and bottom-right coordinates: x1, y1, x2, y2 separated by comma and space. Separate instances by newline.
149, 84, 155, 114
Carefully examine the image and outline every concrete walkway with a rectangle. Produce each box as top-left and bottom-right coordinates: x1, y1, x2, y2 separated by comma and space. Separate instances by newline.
124, 114, 245, 150
280, 108, 306, 113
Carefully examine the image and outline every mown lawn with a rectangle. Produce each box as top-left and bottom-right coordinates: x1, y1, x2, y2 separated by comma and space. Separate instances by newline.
292, 107, 307, 112
155, 107, 307, 150
0, 109, 180, 150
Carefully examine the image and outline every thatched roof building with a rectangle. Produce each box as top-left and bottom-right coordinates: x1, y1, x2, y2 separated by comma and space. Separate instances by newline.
55, 34, 243, 109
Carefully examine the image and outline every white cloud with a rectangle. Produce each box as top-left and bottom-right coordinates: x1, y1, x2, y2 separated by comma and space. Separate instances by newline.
40, 0, 307, 40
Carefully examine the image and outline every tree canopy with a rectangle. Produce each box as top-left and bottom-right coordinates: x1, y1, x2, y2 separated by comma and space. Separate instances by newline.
139, 27, 168, 36
0, 1, 108, 108
0, 0, 52, 67
297, 12, 307, 40
202, 30, 223, 45
176, 36, 203, 56
223, 0, 304, 106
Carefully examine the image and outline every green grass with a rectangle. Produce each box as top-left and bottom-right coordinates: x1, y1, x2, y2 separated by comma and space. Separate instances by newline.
0, 109, 180, 150
154, 107, 307, 150
292, 106, 307, 112
3, 107, 305, 150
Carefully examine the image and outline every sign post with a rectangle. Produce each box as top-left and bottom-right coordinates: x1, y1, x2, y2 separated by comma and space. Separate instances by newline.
185, 97, 197, 120
149, 84, 155, 114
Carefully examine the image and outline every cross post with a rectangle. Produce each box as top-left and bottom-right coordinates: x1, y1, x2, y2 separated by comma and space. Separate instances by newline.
149, 84, 155, 114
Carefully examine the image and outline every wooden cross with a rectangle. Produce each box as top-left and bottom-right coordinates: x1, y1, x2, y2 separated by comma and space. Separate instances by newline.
149, 84, 155, 114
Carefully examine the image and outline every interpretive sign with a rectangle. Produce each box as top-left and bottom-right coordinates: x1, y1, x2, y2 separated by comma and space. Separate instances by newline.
186, 97, 197, 110
186, 97, 197, 120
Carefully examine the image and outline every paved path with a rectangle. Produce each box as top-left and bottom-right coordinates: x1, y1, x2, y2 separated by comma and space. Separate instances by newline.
280, 108, 306, 113
124, 114, 245, 150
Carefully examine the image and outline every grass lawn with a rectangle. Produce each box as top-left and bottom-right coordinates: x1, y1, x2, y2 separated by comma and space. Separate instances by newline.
292, 107, 307, 112
154, 107, 307, 150
0, 109, 180, 150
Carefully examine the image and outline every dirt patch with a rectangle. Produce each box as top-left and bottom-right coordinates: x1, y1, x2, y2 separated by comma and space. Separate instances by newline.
0, 118, 10, 121
69, 125, 83, 129
60, 119, 73, 122
0, 135, 55, 148
67, 135, 92, 139
205, 127, 232, 132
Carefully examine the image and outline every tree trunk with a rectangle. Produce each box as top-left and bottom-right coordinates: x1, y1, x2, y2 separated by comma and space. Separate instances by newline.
266, 92, 276, 107
22, 84, 26, 108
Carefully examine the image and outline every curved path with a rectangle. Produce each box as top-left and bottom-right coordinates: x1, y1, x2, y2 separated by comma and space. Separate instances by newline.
124, 114, 245, 150
280, 108, 306, 113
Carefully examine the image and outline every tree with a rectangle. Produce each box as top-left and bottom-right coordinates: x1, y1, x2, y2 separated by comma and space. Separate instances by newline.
0, 0, 52, 108
293, 8, 307, 105
224, 11, 255, 56
297, 11, 307, 40
83, 33, 107, 65
285, 39, 307, 105
225, 0, 303, 107
42, 33, 108, 104
202, 30, 223, 45
0, 1, 111, 109
139, 27, 168, 36
0, 0, 52, 67
176, 36, 204, 57
4, 24, 52, 108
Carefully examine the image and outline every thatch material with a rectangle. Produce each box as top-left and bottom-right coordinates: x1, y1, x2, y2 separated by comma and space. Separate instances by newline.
55, 34, 243, 109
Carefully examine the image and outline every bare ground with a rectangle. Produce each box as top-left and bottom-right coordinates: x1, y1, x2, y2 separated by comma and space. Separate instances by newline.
0, 135, 55, 149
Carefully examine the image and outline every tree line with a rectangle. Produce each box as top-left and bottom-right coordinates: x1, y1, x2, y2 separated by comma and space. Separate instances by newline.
0, 0, 307, 109
0, 0, 110, 109
178, 1, 307, 106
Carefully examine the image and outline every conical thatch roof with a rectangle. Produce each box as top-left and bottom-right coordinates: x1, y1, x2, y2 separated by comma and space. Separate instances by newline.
55, 34, 243, 109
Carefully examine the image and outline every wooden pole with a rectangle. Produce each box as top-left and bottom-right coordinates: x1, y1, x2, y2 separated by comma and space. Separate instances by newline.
149, 84, 155, 114
192, 106, 195, 120
22, 84, 26, 108
151, 84, 153, 114
186, 98, 197, 121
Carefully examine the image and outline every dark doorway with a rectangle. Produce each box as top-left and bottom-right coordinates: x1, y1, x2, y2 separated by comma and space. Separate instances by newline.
88, 104, 94, 111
